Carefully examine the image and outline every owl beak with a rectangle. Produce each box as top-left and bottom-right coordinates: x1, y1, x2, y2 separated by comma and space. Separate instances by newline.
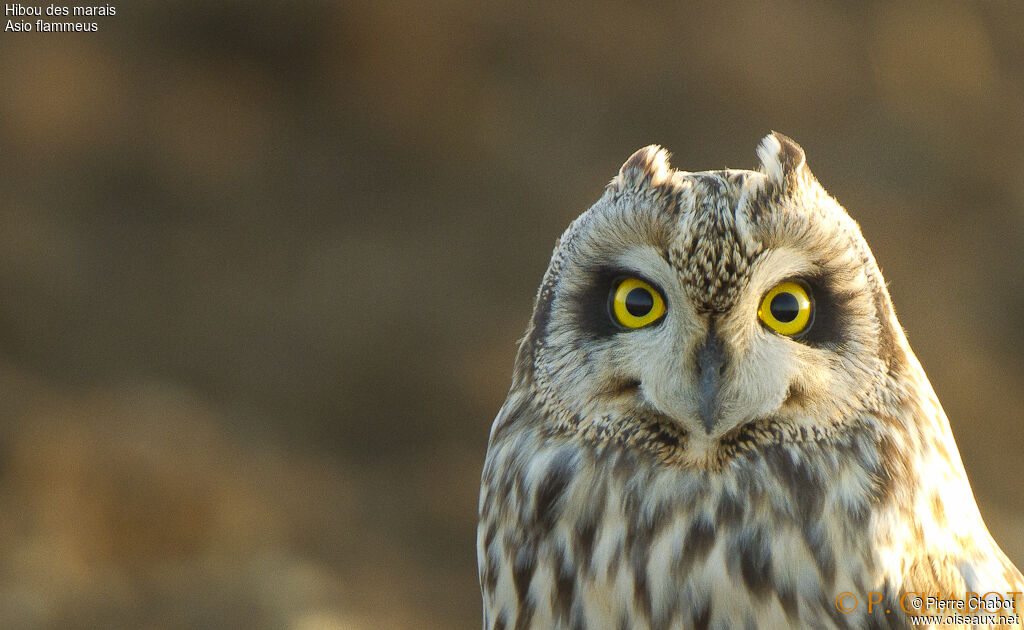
695, 330, 726, 433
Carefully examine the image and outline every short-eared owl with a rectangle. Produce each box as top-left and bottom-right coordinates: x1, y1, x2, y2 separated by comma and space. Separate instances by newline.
478, 133, 1023, 629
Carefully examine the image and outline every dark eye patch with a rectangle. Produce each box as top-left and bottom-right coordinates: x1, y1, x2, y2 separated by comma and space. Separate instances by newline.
795, 271, 855, 348
571, 267, 623, 339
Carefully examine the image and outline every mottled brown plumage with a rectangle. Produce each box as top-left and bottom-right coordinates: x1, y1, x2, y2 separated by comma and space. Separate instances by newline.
478, 134, 1023, 629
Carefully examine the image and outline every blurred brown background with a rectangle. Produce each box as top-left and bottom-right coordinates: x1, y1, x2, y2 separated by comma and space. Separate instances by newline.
0, 1, 1022, 628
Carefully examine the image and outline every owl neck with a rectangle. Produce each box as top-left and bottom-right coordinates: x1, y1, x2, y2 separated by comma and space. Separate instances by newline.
871, 351, 994, 551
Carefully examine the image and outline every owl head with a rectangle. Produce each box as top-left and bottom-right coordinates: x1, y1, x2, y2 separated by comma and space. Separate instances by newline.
511, 133, 908, 464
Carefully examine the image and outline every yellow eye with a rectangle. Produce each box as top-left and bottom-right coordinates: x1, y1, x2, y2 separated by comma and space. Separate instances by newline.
611, 277, 666, 329
758, 281, 812, 336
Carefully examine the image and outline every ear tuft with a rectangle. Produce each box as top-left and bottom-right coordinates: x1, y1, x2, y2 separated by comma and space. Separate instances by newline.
610, 145, 673, 192
756, 131, 807, 188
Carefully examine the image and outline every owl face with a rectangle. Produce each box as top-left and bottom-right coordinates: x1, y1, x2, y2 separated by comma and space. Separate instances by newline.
522, 134, 900, 461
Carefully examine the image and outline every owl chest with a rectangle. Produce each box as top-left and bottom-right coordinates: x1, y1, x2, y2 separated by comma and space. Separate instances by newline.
480, 447, 882, 629
561, 493, 871, 628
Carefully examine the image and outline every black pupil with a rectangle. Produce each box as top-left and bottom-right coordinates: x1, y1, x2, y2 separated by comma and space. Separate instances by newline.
624, 288, 654, 317
769, 292, 800, 322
